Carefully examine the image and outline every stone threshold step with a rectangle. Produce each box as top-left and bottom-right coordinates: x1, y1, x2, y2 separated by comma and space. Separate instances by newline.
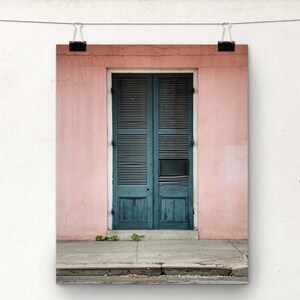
107, 230, 199, 240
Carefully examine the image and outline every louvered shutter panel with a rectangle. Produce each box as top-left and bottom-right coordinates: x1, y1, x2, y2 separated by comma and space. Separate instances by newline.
158, 77, 189, 130
113, 74, 152, 229
155, 74, 193, 229
158, 77, 189, 185
116, 77, 148, 185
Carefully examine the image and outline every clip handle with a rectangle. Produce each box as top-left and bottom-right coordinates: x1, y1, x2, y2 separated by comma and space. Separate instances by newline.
72, 23, 84, 42
221, 23, 233, 43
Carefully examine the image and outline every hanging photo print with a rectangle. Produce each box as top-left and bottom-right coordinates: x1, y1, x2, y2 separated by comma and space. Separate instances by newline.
56, 44, 248, 284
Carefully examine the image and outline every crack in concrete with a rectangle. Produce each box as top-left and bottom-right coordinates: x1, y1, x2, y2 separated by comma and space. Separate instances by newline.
229, 242, 248, 262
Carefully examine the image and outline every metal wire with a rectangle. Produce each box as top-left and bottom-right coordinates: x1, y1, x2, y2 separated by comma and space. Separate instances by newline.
0, 18, 299, 26
0, 19, 73, 25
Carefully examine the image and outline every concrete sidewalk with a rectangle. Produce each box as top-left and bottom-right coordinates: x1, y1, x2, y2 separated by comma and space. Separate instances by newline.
57, 240, 248, 284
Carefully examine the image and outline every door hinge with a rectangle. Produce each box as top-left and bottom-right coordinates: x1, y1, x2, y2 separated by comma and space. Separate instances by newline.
193, 209, 195, 215
111, 208, 115, 215
190, 87, 195, 94
111, 87, 115, 94
111, 140, 116, 147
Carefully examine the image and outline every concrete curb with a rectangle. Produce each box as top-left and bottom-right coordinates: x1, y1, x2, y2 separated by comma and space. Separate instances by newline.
231, 266, 248, 277
57, 264, 247, 278
162, 266, 231, 276
57, 265, 162, 276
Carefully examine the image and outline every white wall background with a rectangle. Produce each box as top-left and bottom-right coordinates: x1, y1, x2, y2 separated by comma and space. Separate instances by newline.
0, 0, 300, 298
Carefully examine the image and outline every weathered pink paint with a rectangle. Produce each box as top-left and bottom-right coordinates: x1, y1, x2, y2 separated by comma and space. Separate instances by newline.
56, 45, 248, 240
198, 67, 248, 239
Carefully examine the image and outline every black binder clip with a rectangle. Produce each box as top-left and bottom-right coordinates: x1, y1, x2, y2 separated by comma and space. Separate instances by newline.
69, 23, 87, 52
218, 23, 235, 52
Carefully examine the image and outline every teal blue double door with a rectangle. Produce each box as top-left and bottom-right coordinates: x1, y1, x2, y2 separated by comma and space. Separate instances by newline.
112, 73, 194, 230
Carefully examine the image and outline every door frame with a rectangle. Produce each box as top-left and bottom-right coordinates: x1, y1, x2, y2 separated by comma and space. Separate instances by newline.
107, 69, 198, 230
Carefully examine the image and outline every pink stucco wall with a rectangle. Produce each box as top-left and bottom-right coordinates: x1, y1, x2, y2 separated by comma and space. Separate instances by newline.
56, 45, 248, 240
198, 66, 248, 239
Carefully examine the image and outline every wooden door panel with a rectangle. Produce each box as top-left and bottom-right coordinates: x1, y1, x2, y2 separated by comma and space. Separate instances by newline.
112, 74, 153, 229
154, 74, 194, 230
113, 73, 193, 230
